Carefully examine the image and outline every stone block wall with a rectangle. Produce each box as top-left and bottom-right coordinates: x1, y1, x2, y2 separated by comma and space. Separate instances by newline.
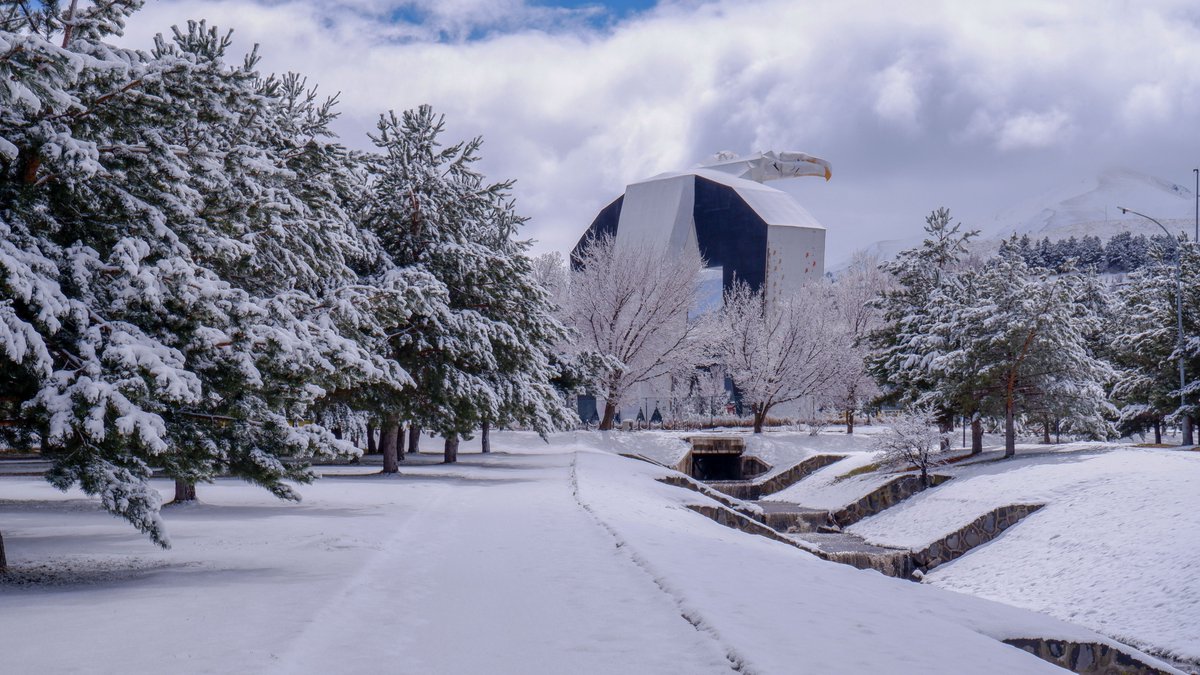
755, 454, 845, 497
1003, 638, 1176, 675
833, 474, 952, 528
912, 503, 1044, 570
657, 475, 762, 521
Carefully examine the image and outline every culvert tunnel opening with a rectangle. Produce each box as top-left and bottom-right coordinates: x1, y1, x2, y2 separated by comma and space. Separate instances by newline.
692, 452, 743, 481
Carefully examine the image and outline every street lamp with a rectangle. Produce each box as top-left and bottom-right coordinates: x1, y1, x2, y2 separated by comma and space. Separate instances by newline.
1118, 206, 1193, 446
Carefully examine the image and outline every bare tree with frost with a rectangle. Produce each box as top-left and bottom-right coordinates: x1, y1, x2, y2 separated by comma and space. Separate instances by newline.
715, 281, 850, 433
567, 234, 708, 430
829, 251, 888, 433
873, 405, 950, 487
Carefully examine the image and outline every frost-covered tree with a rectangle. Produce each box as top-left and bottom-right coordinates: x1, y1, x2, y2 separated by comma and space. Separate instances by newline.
716, 280, 849, 433
866, 208, 980, 442
567, 234, 708, 430
363, 106, 569, 463
869, 209, 1113, 456
873, 405, 950, 487
829, 251, 888, 433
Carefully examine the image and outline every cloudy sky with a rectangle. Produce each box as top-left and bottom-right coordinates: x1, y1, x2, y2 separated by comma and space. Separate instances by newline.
120, 0, 1200, 262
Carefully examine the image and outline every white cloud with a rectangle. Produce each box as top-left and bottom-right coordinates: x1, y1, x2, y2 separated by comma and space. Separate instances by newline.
872, 59, 923, 131
1121, 82, 1172, 127
996, 108, 1073, 151
118, 0, 1200, 260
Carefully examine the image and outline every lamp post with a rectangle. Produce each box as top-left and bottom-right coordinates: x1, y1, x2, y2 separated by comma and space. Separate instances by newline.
1118, 206, 1193, 446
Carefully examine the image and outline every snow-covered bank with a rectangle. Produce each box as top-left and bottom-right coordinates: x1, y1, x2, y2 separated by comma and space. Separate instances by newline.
570, 448, 1180, 674
847, 447, 1200, 666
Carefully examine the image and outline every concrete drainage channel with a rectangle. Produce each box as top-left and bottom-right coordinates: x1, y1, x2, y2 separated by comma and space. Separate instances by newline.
656, 477, 1173, 675
642, 437, 1179, 674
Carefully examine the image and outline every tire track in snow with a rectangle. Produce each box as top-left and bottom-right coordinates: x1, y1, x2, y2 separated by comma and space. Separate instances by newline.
567, 452, 751, 675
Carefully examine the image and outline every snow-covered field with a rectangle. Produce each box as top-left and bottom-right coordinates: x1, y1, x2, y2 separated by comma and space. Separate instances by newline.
0, 431, 1192, 673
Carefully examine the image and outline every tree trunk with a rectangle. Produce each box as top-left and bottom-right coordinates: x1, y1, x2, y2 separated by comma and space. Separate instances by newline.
752, 407, 766, 434
481, 422, 491, 453
920, 465, 929, 488
408, 426, 421, 453
397, 425, 406, 458
1004, 401, 1016, 458
366, 423, 377, 454
1154, 421, 1162, 445
1184, 414, 1195, 446
971, 418, 984, 455
845, 409, 855, 434
939, 416, 953, 452
1, 530, 7, 571
1042, 420, 1052, 444
174, 479, 196, 503
599, 400, 618, 431
381, 419, 400, 474
444, 434, 459, 464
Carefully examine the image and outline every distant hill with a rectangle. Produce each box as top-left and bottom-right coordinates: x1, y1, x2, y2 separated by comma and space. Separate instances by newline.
831, 169, 1198, 271
987, 168, 1195, 242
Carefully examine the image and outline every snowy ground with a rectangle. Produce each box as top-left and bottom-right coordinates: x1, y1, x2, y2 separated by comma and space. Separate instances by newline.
847, 446, 1200, 666
0, 432, 1191, 673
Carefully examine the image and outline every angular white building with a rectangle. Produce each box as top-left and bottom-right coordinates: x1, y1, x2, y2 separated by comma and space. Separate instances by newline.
571, 151, 832, 425
573, 151, 829, 305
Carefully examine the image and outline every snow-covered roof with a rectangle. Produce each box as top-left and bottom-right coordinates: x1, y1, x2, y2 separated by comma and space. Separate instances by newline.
626, 167, 825, 231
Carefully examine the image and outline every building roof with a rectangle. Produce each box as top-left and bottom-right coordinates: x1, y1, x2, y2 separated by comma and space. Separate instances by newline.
626, 168, 825, 231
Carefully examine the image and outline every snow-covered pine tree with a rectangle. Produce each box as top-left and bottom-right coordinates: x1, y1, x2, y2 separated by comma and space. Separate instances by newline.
1078, 235, 1105, 271
0, 3, 417, 550
1110, 241, 1200, 444
866, 208, 980, 441
363, 106, 569, 464
944, 250, 1113, 456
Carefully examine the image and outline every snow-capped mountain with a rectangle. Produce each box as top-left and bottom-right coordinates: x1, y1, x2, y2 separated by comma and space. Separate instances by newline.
831, 168, 1198, 272
986, 168, 1196, 242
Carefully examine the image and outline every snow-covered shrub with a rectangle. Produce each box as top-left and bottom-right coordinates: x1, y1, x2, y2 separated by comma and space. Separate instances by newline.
872, 406, 951, 487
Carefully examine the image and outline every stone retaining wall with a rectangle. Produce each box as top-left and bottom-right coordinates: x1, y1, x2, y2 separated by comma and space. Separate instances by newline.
1003, 638, 1176, 675
683, 504, 800, 548
755, 454, 846, 497
741, 456, 771, 480
832, 474, 952, 528
820, 550, 915, 578
657, 475, 762, 521
760, 509, 832, 533
912, 503, 1044, 570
